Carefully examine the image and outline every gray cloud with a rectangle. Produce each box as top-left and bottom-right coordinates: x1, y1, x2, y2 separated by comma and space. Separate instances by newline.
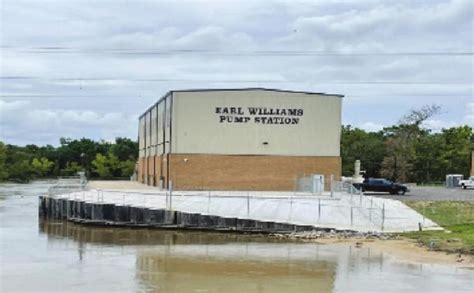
0, 0, 472, 145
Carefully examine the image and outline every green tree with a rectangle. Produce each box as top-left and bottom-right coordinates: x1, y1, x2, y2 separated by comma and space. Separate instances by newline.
381, 105, 441, 182
91, 153, 111, 178
60, 162, 83, 176
412, 132, 445, 183
31, 157, 54, 177
0, 142, 8, 181
110, 137, 138, 161
440, 126, 473, 177
120, 160, 136, 177
7, 160, 33, 182
341, 126, 386, 177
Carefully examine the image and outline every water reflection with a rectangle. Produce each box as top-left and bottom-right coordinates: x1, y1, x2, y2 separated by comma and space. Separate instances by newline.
1, 182, 473, 292
39, 220, 337, 292
136, 254, 335, 292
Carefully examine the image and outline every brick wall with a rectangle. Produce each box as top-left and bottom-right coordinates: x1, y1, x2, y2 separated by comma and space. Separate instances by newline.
137, 154, 341, 190
167, 154, 341, 191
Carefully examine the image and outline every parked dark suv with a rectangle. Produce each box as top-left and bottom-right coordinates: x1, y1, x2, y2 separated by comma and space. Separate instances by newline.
353, 178, 409, 195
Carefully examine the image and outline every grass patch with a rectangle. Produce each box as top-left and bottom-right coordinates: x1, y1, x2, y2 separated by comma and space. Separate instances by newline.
402, 201, 474, 254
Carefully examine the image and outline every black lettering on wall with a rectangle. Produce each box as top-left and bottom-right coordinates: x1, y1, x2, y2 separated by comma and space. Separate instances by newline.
216, 106, 304, 125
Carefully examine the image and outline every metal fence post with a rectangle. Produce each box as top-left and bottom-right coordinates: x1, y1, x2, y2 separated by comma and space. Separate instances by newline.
169, 181, 173, 210
381, 203, 385, 231
207, 190, 211, 214
289, 193, 293, 221
369, 197, 373, 221
247, 192, 250, 218
350, 207, 353, 226
318, 198, 321, 221
330, 174, 334, 198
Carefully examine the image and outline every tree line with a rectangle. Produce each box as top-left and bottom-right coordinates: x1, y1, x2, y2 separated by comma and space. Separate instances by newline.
342, 105, 473, 183
0, 137, 138, 182
0, 105, 472, 183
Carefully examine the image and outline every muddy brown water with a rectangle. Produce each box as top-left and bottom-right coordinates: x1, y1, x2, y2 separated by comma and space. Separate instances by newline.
1, 182, 473, 292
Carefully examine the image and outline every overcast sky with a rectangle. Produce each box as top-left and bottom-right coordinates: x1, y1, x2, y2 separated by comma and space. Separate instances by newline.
1, 0, 473, 146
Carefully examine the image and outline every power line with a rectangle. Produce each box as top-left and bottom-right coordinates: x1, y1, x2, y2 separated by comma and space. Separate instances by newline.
1, 93, 472, 99
2, 46, 473, 56
1, 76, 471, 84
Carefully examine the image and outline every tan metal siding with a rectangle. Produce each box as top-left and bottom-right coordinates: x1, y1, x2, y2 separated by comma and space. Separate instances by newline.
172, 90, 341, 156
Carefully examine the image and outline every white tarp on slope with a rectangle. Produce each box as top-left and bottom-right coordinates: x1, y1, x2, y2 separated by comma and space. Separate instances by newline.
55, 189, 440, 233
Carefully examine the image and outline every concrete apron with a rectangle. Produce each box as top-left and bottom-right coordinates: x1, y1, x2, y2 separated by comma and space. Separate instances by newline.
38, 196, 315, 233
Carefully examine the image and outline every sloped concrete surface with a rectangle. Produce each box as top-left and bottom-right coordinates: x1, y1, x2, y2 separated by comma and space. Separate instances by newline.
45, 188, 441, 233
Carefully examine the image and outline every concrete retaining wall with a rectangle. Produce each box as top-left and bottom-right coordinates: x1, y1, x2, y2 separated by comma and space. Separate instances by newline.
39, 196, 315, 233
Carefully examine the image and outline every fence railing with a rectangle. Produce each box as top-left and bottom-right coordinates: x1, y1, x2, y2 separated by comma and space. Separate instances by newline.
48, 176, 87, 196
54, 191, 412, 231
46, 178, 438, 232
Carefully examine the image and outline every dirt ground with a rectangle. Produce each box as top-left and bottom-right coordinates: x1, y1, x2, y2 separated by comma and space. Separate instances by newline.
315, 238, 474, 268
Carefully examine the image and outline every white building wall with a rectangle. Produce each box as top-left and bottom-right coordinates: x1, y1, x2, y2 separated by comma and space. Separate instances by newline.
171, 90, 342, 156
157, 100, 165, 154
138, 116, 145, 158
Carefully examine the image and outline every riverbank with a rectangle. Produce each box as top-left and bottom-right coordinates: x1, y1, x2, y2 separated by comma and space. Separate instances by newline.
327, 238, 474, 268
402, 201, 474, 254
270, 231, 474, 268
269, 199, 474, 266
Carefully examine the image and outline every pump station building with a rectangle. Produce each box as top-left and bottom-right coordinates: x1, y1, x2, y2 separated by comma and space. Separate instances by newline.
137, 88, 343, 191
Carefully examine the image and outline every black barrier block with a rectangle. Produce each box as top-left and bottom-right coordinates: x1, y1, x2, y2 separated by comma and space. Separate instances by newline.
217, 217, 238, 229
237, 219, 257, 230
144, 209, 165, 224
38, 197, 45, 217
46, 197, 53, 218
130, 207, 145, 224
73, 201, 81, 218
54, 199, 61, 219
255, 221, 273, 231
294, 225, 314, 232
78, 201, 85, 219
50, 198, 57, 219
177, 212, 201, 227
115, 205, 131, 222
91, 204, 103, 221
59, 199, 67, 220
273, 222, 295, 232
209, 216, 220, 227
176, 212, 185, 226
164, 210, 176, 225
66, 200, 74, 219
198, 215, 213, 228
102, 204, 116, 221
198, 215, 219, 228
83, 203, 93, 220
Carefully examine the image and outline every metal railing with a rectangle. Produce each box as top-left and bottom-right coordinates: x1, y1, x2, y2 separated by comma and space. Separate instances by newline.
46, 178, 436, 232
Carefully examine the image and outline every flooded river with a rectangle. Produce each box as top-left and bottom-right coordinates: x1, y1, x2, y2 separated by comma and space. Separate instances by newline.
1, 182, 473, 292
